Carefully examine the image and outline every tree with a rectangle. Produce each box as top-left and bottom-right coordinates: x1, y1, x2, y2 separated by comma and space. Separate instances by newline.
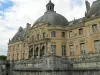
0, 56, 7, 61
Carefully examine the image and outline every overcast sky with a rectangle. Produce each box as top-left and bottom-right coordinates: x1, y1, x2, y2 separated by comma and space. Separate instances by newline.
0, 0, 96, 55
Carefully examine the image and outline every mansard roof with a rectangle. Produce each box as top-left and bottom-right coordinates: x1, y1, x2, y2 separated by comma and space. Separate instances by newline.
87, 0, 100, 17
10, 27, 28, 43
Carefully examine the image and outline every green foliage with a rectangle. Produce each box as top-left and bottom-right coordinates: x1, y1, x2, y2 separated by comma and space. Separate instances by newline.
0, 56, 7, 61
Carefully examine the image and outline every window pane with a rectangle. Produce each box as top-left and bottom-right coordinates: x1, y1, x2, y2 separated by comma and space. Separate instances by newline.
43, 32, 46, 38
92, 24, 98, 33
69, 31, 72, 37
94, 40, 100, 52
37, 34, 39, 40
70, 45, 74, 56
51, 31, 56, 37
79, 28, 83, 35
51, 45, 56, 55
62, 45, 66, 56
80, 43, 86, 55
62, 32, 65, 38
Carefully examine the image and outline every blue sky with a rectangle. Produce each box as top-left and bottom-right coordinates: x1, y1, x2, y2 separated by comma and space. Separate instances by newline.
0, 0, 96, 55
72, 0, 83, 6
0, 0, 13, 10
0, 0, 13, 17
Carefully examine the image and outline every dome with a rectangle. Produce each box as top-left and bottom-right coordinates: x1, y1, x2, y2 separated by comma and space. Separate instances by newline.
87, 0, 100, 17
34, 11, 69, 26
33, 0, 68, 26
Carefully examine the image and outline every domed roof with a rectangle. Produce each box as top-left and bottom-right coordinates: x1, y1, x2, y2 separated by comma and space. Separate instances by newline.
34, 11, 68, 26
87, 0, 100, 17
33, 0, 68, 26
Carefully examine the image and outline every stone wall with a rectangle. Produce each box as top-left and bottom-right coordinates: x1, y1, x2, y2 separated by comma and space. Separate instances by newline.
0, 61, 6, 75
3, 55, 100, 75
73, 53, 100, 68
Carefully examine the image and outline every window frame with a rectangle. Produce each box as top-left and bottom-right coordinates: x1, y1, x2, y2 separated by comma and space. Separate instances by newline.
92, 24, 98, 33
94, 40, 100, 53
80, 43, 86, 55
51, 31, 56, 37
69, 45, 74, 56
62, 45, 66, 56
62, 32, 65, 38
79, 28, 83, 35
51, 45, 56, 55
69, 31, 73, 38
43, 32, 46, 38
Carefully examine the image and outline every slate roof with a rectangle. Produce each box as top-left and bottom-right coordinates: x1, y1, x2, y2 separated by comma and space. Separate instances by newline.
34, 11, 69, 26
69, 18, 84, 26
87, 0, 100, 17
10, 27, 28, 43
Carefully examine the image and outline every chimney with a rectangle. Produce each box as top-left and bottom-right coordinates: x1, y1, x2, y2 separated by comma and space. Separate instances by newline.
26, 23, 31, 29
26, 23, 31, 37
85, 0, 90, 13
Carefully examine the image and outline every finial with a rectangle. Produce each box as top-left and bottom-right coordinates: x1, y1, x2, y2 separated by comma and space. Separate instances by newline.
49, 0, 51, 2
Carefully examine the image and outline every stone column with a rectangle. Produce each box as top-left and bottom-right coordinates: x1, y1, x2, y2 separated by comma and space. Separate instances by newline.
44, 42, 47, 55
33, 45, 34, 59
38, 44, 40, 58
47, 42, 51, 55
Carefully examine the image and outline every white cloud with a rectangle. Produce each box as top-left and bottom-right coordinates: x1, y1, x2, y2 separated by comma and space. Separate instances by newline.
0, 0, 96, 55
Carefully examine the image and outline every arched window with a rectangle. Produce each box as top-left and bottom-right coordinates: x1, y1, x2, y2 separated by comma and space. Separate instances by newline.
50, 6, 51, 10
34, 47, 38, 58
40, 46, 45, 57
29, 48, 33, 58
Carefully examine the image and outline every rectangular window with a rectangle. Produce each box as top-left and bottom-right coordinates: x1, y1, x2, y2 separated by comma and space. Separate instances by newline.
62, 32, 65, 38
23, 43, 25, 47
94, 40, 100, 53
51, 31, 56, 37
70, 45, 74, 56
32, 36, 34, 42
79, 28, 83, 35
69, 31, 73, 38
37, 34, 39, 40
92, 24, 98, 33
51, 45, 56, 55
43, 32, 46, 38
80, 43, 86, 55
17, 54, 19, 60
62, 45, 66, 56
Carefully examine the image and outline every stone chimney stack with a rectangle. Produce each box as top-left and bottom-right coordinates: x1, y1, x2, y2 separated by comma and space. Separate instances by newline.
26, 23, 31, 37
26, 23, 31, 29
85, 0, 90, 13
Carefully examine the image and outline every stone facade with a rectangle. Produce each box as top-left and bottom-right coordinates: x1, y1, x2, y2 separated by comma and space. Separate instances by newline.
4, 0, 100, 75
7, 0, 100, 61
